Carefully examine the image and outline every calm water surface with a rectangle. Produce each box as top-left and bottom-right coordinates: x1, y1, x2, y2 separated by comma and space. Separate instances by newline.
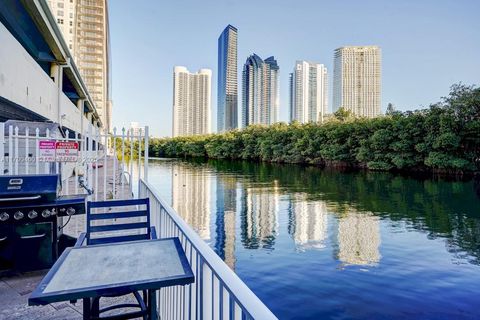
147, 158, 480, 320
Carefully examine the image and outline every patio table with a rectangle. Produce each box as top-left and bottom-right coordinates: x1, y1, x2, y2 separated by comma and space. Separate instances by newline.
28, 237, 194, 319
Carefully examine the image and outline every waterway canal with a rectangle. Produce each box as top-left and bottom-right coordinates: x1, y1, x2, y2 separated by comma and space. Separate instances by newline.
147, 158, 480, 320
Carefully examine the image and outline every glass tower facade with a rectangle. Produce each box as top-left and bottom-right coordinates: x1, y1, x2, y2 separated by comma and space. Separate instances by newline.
242, 54, 279, 127
217, 25, 238, 132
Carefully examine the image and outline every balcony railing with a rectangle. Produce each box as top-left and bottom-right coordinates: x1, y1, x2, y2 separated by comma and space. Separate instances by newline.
139, 179, 277, 320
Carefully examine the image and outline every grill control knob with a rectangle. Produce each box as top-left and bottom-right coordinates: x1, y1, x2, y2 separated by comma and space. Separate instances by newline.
66, 207, 76, 216
41, 210, 51, 218
28, 210, 38, 219
0, 212, 9, 222
14, 211, 24, 220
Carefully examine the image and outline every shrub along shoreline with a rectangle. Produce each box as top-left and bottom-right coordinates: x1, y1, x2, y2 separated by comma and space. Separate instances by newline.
148, 84, 480, 177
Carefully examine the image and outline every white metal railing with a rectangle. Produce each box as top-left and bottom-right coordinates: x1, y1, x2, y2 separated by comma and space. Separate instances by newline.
0, 121, 98, 192
139, 179, 277, 320
0, 121, 149, 201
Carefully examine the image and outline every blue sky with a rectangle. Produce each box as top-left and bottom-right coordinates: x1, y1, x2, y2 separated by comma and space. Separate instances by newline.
109, 0, 480, 137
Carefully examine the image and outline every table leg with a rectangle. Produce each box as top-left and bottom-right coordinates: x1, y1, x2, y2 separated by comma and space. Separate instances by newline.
149, 289, 157, 320
82, 298, 91, 320
91, 297, 100, 318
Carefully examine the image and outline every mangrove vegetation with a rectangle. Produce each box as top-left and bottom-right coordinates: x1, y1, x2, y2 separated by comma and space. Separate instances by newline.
149, 84, 480, 175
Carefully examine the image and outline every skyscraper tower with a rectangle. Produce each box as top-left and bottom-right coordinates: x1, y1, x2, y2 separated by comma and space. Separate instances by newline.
289, 61, 328, 123
333, 46, 381, 118
48, 0, 112, 132
172, 67, 211, 137
217, 25, 238, 132
242, 54, 279, 127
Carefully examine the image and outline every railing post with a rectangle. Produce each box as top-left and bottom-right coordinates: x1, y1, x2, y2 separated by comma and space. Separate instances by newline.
88, 123, 93, 196
0, 122, 5, 175
8, 126, 13, 175
112, 127, 117, 199
25, 127, 29, 174
65, 129, 70, 194
45, 128, 50, 174
121, 127, 125, 187
14, 126, 19, 175
103, 130, 108, 200
95, 128, 99, 200
129, 129, 133, 194
138, 129, 142, 181
75, 132, 80, 194
35, 128, 40, 174
144, 126, 149, 182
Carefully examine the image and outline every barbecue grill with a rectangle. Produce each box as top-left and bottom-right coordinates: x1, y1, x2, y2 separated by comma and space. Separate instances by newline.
0, 174, 87, 273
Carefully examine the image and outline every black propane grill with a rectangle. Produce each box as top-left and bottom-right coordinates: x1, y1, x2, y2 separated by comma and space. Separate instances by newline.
0, 174, 87, 273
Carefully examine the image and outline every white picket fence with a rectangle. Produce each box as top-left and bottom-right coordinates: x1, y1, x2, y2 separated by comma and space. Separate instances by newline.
0, 121, 149, 200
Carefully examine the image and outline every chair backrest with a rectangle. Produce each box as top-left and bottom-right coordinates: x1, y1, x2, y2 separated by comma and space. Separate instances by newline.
86, 198, 151, 245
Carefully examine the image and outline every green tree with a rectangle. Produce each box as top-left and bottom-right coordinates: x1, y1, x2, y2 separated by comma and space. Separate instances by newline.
333, 107, 352, 121
147, 84, 480, 175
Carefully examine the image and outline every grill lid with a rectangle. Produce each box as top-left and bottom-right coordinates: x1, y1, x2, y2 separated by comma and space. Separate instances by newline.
0, 174, 59, 204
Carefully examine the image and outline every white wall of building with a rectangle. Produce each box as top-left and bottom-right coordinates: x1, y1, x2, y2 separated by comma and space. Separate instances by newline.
0, 22, 88, 133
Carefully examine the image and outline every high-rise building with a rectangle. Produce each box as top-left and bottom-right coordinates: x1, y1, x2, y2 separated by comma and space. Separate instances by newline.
242, 54, 279, 127
333, 46, 381, 118
217, 25, 238, 132
288, 73, 294, 122
289, 61, 328, 123
172, 67, 211, 137
47, 0, 76, 49
48, 0, 112, 132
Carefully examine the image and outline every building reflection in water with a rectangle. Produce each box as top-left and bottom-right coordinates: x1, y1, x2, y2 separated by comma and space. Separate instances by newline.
240, 182, 279, 249
172, 165, 211, 240
215, 176, 237, 269
335, 210, 381, 266
170, 161, 381, 267
288, 194, 328, 251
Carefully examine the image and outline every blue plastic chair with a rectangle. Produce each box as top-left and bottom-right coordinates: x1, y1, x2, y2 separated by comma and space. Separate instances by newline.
75, 198, 157, 320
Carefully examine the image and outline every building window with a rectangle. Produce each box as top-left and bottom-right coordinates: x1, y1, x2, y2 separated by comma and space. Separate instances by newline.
57, 10, 64, 16
57, 18, 64, 24
70, 21, 73, 26
58, 3, 64, 8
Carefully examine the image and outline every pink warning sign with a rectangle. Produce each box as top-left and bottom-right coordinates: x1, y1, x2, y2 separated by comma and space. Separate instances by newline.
55, 141, 79, 162
38, 140, 56, 162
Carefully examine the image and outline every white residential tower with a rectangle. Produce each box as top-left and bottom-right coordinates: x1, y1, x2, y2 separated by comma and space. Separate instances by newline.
172, 67, 212, 137
289, 61, 328, 123
333, 46, 381, 118
48, 0, 113, 132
